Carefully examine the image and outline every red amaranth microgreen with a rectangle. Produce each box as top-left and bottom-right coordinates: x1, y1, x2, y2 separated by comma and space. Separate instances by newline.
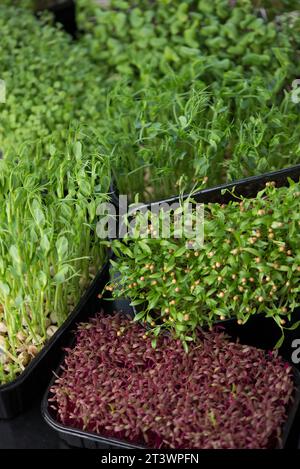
49, 312, 295, 449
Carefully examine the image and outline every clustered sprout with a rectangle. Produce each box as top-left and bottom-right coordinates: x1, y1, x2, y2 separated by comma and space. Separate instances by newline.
108, 181, 300, 349
75, 0, 300, 201
2, 3, 300, 203
49, 312, 295, 449
77, 0, 300, 83
0, 5, 112, 384
0, 135, 110, 384
1, 0, 300, 389
0, 4, 106, 155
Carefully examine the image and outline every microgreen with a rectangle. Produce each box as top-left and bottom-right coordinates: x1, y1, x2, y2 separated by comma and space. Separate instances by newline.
77, 0, 300, 85
108, 182, 300, 348
0, 133, 110, 384
2, 2, 300, 203
0, 4, 107, 156
49, 312, 295, 449
1, 0, 300, 384
74, 0, 300, 201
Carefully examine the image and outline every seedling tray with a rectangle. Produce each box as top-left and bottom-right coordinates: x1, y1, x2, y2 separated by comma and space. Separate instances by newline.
0, 261, 110, 420
112, 164, 300, 211
112, 164, 300, 364
42, 295, 300, 449
41, 165, 300, 446
35, 0, 77, 37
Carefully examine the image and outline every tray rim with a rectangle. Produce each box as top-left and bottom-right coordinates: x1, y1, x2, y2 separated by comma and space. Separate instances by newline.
41, 313, 300, 450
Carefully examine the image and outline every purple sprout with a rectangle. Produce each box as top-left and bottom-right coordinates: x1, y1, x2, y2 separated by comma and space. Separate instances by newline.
49, 312, 295, 449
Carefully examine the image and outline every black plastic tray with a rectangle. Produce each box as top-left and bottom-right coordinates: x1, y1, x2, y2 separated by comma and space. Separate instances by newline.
0, 261, 110, 420
42, 294, 300, 449
41, 164, 300, 446
36, 0, 77, 37
112, 164, 300, 212
111, 164, 300, 366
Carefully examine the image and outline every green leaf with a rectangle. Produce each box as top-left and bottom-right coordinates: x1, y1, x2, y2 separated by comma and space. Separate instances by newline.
32, 200, 45, 227
14, 292, 23, 308
9, 245, 21, 265
160, 241, 178, 249
49, 144, 56, 156
56, 237, 68, 261
130, 298, 146, 307
177, 312, 184, 322
275, 332, 285, 349
134, 310, 146, 321
0, 281, 10, 297
151, 338, 157, 349
38, 271, 48, 289
148, 294, 160, 310
122, 247, 135, 258
53, 265, 69, 284
40, 234, 50, 253
179, 115, 188, 128
79, 179, 91, 197
184, 336, 194, 342
243, 247, 261, 257
164, 262, 175, 272
174, 246, 186, 257
74, 141, 82, 161
139, 241, 152, 255
284, 321, 300, 331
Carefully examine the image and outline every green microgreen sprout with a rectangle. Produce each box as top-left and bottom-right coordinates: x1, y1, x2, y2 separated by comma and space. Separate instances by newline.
107, 181, 300, 351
